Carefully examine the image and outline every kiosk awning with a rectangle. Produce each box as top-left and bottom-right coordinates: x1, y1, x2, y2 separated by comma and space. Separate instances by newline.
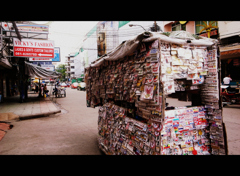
87, 31, 218, 68
24, 61, 61, 79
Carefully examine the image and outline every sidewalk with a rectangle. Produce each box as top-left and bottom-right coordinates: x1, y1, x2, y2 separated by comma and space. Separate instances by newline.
0, 91, 61, 121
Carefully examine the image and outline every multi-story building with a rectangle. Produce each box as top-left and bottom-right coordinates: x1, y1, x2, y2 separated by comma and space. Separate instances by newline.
65, 53, 77, 81
76, 21, 163, 71
72, 21, 240, 84
163, 21, 218, 39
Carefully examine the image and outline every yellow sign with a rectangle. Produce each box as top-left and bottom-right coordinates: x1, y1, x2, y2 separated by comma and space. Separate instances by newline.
179, 21, 187, 24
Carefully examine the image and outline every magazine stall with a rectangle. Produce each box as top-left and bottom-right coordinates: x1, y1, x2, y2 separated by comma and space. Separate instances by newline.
85, 31, 227, 155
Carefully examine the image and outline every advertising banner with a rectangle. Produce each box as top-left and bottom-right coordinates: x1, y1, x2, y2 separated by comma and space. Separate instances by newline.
13, 38, 54, 58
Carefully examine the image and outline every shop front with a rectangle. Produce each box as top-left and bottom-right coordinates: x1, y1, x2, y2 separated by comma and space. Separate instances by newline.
220, 45, 240, 87
0, 57, 13, 102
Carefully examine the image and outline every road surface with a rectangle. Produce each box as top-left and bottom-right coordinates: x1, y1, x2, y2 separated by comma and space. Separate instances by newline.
0, 87, 102, 155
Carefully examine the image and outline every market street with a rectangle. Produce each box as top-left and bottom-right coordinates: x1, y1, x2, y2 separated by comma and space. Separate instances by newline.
0, 87, 240, 155
0, 87, 102, 155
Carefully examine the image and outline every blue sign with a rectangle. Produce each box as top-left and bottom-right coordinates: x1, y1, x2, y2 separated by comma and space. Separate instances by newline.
52, 47, 60, 62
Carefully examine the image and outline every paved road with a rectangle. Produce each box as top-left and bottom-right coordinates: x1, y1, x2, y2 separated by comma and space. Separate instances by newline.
222, 105, 240, 155
0, 87, 102, 155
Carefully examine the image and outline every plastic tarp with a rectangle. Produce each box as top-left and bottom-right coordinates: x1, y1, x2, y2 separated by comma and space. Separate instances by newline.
24, 61, 61, 79
0, 57, 12, 69
86, 31, 218, 69
87, 32, 147, 68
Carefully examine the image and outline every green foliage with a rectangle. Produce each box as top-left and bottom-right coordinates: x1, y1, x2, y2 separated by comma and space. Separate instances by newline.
162, 32, 171, 36
56, 64, 67, 81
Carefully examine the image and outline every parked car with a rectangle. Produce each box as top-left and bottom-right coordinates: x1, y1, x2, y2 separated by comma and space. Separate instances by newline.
77, 82, 86, 91
71, 82, 78, 89
60, 83, 67, 87
66, 83, 70, 87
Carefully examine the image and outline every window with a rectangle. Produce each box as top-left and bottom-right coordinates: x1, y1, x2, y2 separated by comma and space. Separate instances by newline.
172, 22, 186, 31
195, 21, 218, 34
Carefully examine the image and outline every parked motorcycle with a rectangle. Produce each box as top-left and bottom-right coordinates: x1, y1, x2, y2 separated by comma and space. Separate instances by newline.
221, 85, 240, 106
53, 85, 66, 98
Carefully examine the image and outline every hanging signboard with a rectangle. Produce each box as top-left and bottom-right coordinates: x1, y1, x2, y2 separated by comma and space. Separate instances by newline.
40, 65, 55, 71
199, 29, 218, 38
29, 47, 60, 62
2, 22, 49, 33
2, 22, 49, 39
13, 38, 54, 58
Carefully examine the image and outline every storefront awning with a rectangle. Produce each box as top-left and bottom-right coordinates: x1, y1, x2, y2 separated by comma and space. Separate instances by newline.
220, 44, 240, 59
24, 61, 61, 79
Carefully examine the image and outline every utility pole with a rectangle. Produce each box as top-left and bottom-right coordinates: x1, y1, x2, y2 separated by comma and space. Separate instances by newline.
154, 21, 157, 32
149, 21, 162, 32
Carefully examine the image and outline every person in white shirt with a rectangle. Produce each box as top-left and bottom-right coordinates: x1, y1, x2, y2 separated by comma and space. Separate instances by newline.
223, 74, 232, 86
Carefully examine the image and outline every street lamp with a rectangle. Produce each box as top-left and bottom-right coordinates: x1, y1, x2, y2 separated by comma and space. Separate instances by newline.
129, 24, 147, 31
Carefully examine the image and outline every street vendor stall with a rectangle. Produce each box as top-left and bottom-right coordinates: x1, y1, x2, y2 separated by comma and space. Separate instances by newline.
85, 31, 227, 155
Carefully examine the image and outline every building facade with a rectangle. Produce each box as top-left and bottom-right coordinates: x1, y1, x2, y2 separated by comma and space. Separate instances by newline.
65, 53, 76, 80
164, 21, 240, 84
163, 21, 218, 39
70, 21, 164, 80
0, 21, 53, 102
218, 21, 240, 83
68, 21, 240, 85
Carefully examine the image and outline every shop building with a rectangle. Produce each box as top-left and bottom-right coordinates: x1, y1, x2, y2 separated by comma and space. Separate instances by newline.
163, 21, 240, 85
0, 21, 56, 102
218, 21, 240, 86
163, 21, 218, 39
0, 22, 23, 102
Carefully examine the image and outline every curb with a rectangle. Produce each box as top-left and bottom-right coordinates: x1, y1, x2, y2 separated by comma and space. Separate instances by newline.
18, 110, 61, 120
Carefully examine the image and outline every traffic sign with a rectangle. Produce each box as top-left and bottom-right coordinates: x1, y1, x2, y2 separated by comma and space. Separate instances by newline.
13, 38, 54, 58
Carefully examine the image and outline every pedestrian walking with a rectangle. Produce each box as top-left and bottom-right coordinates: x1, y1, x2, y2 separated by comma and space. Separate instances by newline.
41, 84, 44, 97
36, 84, 39, 93
43, 84, 49, 97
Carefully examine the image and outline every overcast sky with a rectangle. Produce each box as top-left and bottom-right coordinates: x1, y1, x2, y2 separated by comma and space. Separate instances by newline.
47, 21, 98, 66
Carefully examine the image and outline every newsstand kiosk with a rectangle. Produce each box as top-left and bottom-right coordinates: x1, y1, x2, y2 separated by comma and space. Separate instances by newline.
85, 31, 228, 155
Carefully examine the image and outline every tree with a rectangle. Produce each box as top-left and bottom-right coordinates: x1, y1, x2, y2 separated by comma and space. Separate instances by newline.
56, 64, 67, 81
196, 21, 218, 38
